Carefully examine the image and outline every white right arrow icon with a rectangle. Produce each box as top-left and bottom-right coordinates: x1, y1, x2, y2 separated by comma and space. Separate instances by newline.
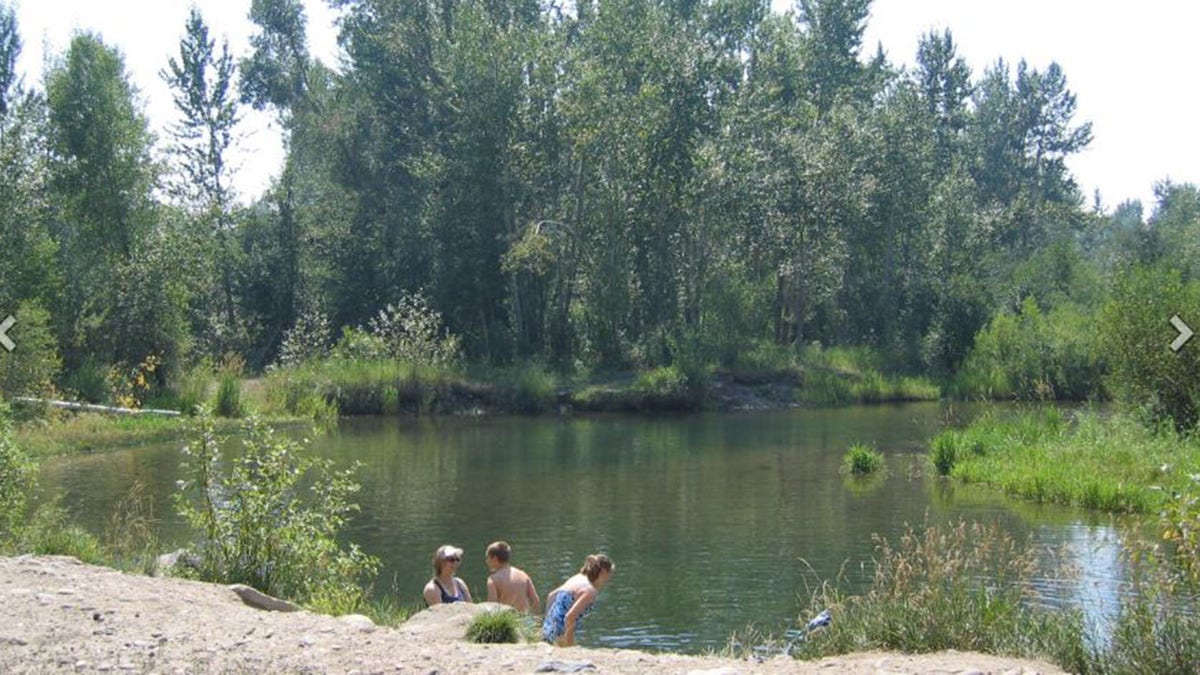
0, 315, 13, 352
1171, 315, 1194, 352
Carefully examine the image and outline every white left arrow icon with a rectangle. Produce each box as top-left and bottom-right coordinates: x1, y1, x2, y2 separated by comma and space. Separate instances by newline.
1171, 315, 1194, 352
0, 315, 14, 352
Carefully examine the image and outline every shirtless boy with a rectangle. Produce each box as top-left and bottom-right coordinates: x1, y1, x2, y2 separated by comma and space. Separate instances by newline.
485, 541, 540, 613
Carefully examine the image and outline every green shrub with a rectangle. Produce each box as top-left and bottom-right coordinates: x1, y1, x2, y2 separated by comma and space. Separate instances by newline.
275, 309, 333, 368
62, 357, 109, 404
466, 609, 523, 644
173, 411, 379, 611
0, 402, 33, 543
1162, 472, 1200, 588
956, 298, 1106, 401
634, 366, 700, 410
842, 443, 885, 476
1101, 493, 1200, 673
0, 300, 61, 397
1100, 265, 1200, 430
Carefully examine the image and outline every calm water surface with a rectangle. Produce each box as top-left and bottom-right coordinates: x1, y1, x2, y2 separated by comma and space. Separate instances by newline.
38, 403, 1128, 652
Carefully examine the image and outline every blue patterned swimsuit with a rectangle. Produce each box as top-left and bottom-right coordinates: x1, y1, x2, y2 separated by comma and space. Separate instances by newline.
541, 588, 594, 643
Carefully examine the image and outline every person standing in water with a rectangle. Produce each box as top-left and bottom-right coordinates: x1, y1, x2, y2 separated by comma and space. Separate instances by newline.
423, 545, 473, 606
485, 541, 541, 613
542, 554, 615, 646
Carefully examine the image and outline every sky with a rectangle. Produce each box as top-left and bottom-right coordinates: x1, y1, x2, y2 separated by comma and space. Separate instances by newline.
9, 0, 1198, 212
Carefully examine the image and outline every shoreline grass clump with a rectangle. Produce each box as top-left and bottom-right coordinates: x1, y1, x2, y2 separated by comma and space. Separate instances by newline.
466, 608, 524, 644
788, 521, 1092, 671
841, 443, 885, 476
929, 408, 1200, 513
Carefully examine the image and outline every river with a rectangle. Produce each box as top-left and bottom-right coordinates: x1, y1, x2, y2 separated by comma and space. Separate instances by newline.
37, 403, 1128, 653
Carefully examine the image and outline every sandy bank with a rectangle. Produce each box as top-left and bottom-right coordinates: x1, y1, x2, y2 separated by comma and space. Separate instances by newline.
0, 556, 1064, 674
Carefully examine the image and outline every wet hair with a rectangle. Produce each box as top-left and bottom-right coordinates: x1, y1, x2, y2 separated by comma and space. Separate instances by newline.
580, 554, 614, 583
486, 541, 512, 563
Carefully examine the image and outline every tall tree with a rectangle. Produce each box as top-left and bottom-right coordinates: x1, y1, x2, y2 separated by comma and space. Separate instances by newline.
240, 0, 310, 116
46, 32, 161, 369
915, 29, 971, 175
796, 0, 872, 114
0, 2, 19, 118
163, 7, 243, 353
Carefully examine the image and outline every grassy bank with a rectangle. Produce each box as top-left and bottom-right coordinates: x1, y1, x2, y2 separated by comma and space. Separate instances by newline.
930, 408, 1200, 514
261, 345, 941, 419
13, 409, 305, 458
720, 344, 941, 406
726, 520, 1200, 674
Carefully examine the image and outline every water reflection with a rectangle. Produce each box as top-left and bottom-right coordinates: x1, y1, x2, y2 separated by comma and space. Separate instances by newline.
38, 403, 1140, 653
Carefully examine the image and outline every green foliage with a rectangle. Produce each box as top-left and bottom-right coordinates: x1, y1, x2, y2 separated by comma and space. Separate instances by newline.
486, 362, 558, 414
275, 309, 332, 368
1097, 502, 1200, 674
956, 298, 1106, 401
930, 433, 961, 476
171, 361, 214, 415
0, 0, 1141, 419
215, 375, 243, 418
841, 443, 885, 476
788, 521, 1091, 671
0, 300, 61, 397
0, 401, 33, 542
19, 502, 107, 565
930, 409, 1200, 513
62, 358, 109, 404
266, 359, 460, 417
14, 412, 191, 458
794, 346, 941, 406
628, 366, 694, 410
365, 293, 461, 366
46, 32, 167, 372
1161, 472, 1200, 588
465, 608, 523, 644
173, 411, 379, 610
1100, 266, 1200, 431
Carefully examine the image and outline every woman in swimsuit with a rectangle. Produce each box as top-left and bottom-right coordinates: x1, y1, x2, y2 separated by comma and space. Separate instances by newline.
422, 544, 474, 606
542, 554, 615, 646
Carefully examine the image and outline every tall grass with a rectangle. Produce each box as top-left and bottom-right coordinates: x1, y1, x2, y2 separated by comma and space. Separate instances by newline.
841, 443, 885, 476
783, 521, 1093, 671
929, 409, 1200, 513
215, 374, 244, 418
18, 503, 108, 565
265, 358, 467, 417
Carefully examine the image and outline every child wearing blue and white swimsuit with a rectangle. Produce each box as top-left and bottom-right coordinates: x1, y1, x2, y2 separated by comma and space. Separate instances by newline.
541, 554, 615, 646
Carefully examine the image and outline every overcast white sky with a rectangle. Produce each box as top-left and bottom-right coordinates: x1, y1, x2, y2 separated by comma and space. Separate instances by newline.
10, 0, 1197, 213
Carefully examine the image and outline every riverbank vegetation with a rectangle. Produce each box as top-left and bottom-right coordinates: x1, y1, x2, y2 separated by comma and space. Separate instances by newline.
3, 0, 1192, 424
931, 409, 1200, 513
736, 516, 1200, 673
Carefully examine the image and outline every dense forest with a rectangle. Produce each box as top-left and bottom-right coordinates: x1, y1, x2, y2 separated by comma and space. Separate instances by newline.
0, 0, 1197, 415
